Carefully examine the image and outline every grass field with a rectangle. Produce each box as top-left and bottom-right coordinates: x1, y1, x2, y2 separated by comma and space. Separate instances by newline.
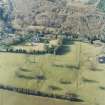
0, 41, 78, 93
0, 41, 105, 105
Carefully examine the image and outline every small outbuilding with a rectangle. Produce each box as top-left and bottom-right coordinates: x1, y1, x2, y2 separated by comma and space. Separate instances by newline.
98, 55, 105, 63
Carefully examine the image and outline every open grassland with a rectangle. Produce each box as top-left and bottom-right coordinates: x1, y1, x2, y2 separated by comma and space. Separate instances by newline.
0, 41, 78, 93
0, 41, 105, 105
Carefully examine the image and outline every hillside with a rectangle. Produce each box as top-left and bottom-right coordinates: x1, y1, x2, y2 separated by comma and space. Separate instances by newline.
97, 0, 105, 12
1, 0, 105, 40
0, 1, 105, 105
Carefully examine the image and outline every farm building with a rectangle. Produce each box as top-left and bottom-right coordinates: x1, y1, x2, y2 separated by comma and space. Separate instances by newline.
49, 39, 62, 47
98, 55, 105, 63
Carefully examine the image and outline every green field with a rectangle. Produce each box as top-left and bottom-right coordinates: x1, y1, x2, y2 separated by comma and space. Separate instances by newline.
0, 41, 105, 105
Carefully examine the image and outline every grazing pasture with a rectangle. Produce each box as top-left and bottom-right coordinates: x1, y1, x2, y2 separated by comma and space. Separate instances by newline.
0, 41, 105, 105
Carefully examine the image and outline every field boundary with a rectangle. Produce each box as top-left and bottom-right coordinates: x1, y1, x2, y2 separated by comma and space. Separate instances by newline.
0, 84, 83, 102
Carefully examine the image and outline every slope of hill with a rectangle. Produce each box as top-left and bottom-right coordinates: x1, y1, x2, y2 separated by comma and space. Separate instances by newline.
1, 0, 105, 41
97, 0, 105, 12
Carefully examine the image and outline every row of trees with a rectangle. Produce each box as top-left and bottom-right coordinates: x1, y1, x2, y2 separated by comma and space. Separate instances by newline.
6, 48, 47, 54
60, 32, 105, 44
0, 84, 82, 102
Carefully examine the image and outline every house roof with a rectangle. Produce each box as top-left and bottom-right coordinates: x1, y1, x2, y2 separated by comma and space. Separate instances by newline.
98, 56, 105, 63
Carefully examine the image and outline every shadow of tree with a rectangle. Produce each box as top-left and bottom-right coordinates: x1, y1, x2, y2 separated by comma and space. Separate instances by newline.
48, 85, 62, 91
99, 86, 105, 90
56, 46, 71, 55
82, 77, 99, 83
63, 40, 74, 45
19, 68, 31, 72
56, 40, 74, 55
16, 73, 35, 80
